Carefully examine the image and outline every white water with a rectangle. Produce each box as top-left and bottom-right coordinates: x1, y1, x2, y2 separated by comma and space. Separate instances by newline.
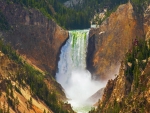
56, 30, 105, 113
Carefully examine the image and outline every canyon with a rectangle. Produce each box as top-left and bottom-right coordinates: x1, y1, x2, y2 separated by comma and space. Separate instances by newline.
0, 0, 150, 113
0, 0, 68, 76
88, 2, 146, 80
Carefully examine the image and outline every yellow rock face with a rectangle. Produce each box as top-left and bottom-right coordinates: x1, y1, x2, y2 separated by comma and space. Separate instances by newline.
88, 2, 145, 79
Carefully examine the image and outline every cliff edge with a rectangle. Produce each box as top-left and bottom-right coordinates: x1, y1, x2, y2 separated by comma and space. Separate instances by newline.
88, 2, 145, 79
0, 0, 68, 76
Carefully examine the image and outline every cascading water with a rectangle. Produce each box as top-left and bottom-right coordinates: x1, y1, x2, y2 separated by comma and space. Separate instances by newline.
56, 30, 105, 113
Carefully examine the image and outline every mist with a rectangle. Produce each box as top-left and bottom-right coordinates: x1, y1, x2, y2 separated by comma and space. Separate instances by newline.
56, 68, 107, 113
58, 69, 106, 104
56, 30, 107, 112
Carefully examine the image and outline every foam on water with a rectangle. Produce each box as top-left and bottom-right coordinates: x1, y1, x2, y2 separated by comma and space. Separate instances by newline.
56, 30, 105, 113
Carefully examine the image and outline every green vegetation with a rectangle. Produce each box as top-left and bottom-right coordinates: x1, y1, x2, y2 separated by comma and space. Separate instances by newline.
4, 0, 131, 30
58, 0, 128, 11
125, 39, 150, 88
0, 40, 22, 64
131, 0, 150, 13
90, 38, 150, 113
0, 11, 10, 30
0, 102, 10, 113
2, 0, 150, 30
104, 100, 120, 113
5, 0, 90, 29
131, 0, 150, 6
0, 39, 71, 113
60, 0, 129, 26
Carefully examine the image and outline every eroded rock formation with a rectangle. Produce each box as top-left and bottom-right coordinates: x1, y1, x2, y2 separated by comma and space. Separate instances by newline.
88, 2, 145, 79
0, 1, 68, 76
93, 58, 150, 113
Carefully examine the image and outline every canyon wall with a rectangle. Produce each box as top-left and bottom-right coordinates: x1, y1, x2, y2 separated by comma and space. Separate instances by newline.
88, 2, 145, 79
89, 4, 150, 112
0, 1, 68, 76
94, 58, 150, 113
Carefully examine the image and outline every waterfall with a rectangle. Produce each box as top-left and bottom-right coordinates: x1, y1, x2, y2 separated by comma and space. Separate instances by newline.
56, 30, 104, 113
56, 30, 89, 88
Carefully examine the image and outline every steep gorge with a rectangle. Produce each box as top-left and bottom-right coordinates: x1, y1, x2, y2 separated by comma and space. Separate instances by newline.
89, 2, 150, 113
0, 42, 75, 113
1, 0, 150, 113
0, 1, 74, 112
88, 2, 145, 80
91, 39, 150, 113
0, 0, 68, 76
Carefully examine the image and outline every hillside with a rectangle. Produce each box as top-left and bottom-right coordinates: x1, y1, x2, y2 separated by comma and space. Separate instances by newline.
3, 0, 90, 29
61, 0, 128, 11
88, 1, 150, 112
0, 1, 76, 112
0, 0, 69, 76
87, 1, 150, 80
1, 0, 149, 30
0, 39, 74, 113
61, 0, 129, 27
90, 38, 150, 113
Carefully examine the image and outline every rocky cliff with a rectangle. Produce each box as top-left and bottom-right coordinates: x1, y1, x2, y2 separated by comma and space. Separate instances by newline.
90, 16, 150, 112
0, 0, 68, 76
0, 1, 76, 112
91, 59, 150, 113
88, 2, 145, 80
87, 88, 104, 105
0, 41, 74, 113
0, 50, 52, 113
96, 61, 130, 112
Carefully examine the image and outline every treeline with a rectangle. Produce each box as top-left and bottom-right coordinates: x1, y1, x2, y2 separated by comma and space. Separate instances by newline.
59, 0, 129, 26
0, 11, 10, 30
6, 0, 90, 29
4, 0, 150, 29
4, 0, 131, 30
0, 39, 72, 113
74, 0, 128, 10
131, 0, 150, 13
57, 0, 68, 3
131, 0, 150, 5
